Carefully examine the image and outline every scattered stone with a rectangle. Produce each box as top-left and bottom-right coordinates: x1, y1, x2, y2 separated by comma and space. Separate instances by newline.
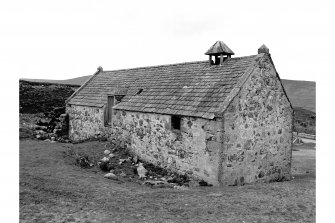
104, 150, 111, 155
35, 126, 47, 130
119, 159, 127, 165
51, 136, 55, 141
101, 157, 109, 162
76, 156, 93, 168
144, 180, 174, 188
104, 173, 118, 180
132, 155, 138, 163
109, 153, 115, 158
173, 185, 188, 190
144, 180, 163, 186
120, 172, 127, 177
59, 113, 67, 118
137, 163, 147, 179
98, 161, 113, 172
37, 118, 50, 126
199, 180, 213, 187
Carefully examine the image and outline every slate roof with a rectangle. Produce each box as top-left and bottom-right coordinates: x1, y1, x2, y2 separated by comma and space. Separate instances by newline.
67, 55, 259, 119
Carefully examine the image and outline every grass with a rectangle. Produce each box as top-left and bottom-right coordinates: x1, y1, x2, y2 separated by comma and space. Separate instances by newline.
293, 107, 316, 135
20, 139, 315, 222
281, 79, 315, 112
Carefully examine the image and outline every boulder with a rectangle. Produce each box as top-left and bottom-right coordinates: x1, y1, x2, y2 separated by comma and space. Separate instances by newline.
35, 126, 48, 131
109, 153, 115, 158
37, 118, 50, 126
104, 173, 118, 180
132, 155, 139, 164
101, 157, 109, 162
137, 163, 147, 179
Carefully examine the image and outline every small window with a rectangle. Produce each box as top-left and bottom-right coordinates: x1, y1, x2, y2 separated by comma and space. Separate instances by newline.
137, 89, 143, 95
171, 115, 181, 130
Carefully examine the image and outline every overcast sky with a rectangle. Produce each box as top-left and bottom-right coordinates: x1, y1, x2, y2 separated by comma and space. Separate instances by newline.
1, 0, 334, 81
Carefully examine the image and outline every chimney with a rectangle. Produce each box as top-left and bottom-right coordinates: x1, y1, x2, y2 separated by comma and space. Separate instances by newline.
205, 41, 234, 66
258, 44, 269, 54
97, 66, 103, 72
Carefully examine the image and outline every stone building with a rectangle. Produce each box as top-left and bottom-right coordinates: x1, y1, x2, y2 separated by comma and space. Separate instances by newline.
66, 41, 293, 186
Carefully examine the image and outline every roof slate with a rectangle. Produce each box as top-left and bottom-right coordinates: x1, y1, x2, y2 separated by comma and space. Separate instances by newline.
67, 55, 258, 119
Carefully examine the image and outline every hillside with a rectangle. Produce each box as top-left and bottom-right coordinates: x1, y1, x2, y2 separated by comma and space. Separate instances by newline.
281, 79, 315, 112
19, 80, 78, 114
20, 75, 91, 86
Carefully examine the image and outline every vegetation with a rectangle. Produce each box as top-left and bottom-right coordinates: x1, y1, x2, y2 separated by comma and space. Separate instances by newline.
293, 107, 316, 135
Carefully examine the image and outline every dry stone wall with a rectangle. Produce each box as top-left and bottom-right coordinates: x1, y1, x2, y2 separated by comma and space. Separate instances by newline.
67, 105, 110, 142
221, 55, 293, 186
111, 110, 224, 185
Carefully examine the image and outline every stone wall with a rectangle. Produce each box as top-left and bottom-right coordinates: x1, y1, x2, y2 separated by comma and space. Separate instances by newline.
221, 55, 293, 186
66, 105, 110, 142
111, 110, 224, 185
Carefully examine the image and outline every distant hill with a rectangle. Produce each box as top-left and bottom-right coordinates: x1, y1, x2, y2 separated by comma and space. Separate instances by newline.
20, 75, 91, 86
281, 79, 315, 112
21, 76, 316, 112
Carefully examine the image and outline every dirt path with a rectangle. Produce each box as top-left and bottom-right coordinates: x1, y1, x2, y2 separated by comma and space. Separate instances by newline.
301, 138, 316, 144
20, 140, 315, 223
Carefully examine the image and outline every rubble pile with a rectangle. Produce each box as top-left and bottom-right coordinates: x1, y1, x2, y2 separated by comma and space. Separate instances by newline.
34, 107, 70, 142
94, 146, 210, 188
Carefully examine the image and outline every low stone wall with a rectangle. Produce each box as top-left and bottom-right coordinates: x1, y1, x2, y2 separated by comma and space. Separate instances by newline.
111, 110, 224, 185
66, 105, 110, 142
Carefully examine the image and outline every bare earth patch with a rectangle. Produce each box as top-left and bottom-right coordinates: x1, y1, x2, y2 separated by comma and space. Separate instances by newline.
20, 140, 315, 222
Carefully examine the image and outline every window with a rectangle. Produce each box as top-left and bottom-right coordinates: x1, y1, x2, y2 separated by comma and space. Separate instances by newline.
136, 89, 143, 95
171, 115, 181, 130
104, 95, 124, 126
104, 96, 114, 126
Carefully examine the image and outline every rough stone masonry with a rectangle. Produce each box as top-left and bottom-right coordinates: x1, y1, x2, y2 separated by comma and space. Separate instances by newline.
66, 43, 293, 186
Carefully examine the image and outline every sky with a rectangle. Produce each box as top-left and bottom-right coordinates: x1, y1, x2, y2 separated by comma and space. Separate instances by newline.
1, 0, 334, 82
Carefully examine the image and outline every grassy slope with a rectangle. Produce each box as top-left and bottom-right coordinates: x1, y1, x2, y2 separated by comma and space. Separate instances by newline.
19, 81, 77, 114
281, 79, 315, 112
20, 75, 91, 86
19, 139, 315, 222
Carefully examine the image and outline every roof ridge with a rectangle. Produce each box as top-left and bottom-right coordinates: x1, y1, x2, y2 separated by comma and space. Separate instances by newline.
101, 55, 257, 73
